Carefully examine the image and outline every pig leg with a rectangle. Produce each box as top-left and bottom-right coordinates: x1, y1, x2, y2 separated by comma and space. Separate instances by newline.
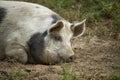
5, 42, 28, 64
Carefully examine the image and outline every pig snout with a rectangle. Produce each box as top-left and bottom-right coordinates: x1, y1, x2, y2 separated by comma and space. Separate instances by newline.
65, 54, 75, 63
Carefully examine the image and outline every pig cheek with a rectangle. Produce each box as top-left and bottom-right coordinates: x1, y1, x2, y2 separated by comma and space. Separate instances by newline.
43, 49, 61, 64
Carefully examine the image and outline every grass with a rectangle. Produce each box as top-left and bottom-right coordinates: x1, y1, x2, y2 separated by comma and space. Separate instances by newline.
110, 75, 120, 80
0, 77, 7, 80
0, 69, 28, 80
9, 69, 28, 80
61, 64, 79, 80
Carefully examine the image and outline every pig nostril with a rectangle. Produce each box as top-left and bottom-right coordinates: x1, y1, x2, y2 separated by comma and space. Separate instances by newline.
69, 55, 75, 62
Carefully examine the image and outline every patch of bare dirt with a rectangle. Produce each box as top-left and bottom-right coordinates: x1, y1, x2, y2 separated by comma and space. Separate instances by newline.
0, 36, 120, 80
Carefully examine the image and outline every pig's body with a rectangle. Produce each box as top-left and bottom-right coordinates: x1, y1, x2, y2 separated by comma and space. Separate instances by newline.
0, 1, 86, 64
0, 1, 61, 46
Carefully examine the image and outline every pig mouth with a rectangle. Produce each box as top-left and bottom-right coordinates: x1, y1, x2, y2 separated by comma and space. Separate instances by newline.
42, 54, 71, 65
57, 53, 75, 63
28, 50, 75, 65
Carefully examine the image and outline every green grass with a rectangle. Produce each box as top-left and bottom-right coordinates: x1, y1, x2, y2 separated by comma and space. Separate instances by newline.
0, 78, 4, 80
0, 69, 28, 80
110, 75, 120, 80
61, 64, 79, 80
9, 69, 28, 80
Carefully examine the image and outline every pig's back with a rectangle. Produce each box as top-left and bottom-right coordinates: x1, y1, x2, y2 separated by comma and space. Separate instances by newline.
0, 1, 62, 50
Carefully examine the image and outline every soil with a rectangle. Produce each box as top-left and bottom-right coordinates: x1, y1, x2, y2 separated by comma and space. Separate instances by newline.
0, 36, 120, 80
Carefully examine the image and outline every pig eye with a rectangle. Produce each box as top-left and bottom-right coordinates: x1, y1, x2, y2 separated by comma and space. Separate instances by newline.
54, 36, 62, 41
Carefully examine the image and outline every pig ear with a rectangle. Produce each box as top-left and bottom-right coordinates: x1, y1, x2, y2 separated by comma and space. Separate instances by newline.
71, 19, 86, 37
48, 20, 64, 34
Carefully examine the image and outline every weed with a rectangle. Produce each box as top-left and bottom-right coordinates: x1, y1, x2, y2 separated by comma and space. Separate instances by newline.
9, 69, 28, 80
62, 64, 79, 80
0, 78, 4, 80
110, 75, 120, 80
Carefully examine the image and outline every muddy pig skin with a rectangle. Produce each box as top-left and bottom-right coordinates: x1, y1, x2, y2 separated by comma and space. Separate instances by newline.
0, 1, 86, 64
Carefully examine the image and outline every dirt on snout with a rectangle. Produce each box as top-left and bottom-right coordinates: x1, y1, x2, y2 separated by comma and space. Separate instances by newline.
0, 36, 120, 80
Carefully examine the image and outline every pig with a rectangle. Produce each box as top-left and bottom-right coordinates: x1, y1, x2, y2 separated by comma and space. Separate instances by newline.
0, 1, 86, 64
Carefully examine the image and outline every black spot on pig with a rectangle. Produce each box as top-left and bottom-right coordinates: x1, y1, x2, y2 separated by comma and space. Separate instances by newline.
51, 14, 63, 24
0, 7, 7, 23
27, 31, 47, 64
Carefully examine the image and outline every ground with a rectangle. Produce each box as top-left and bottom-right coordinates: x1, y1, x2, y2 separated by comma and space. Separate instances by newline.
0, 36, 120, 80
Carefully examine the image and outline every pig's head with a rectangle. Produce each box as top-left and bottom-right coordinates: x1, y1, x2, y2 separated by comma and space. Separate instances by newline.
28, 19, 86, 64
